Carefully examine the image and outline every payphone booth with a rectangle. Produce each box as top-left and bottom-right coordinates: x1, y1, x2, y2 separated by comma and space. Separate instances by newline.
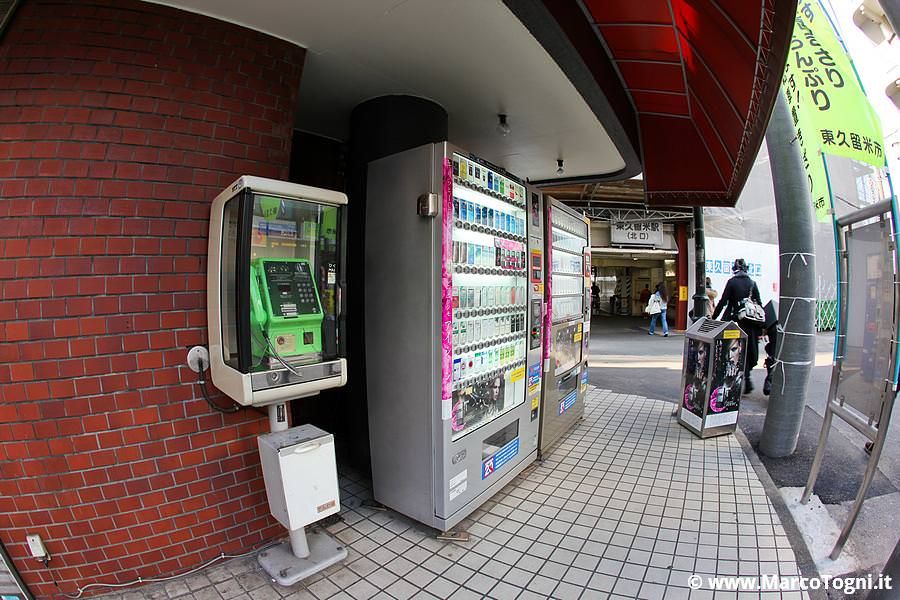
207, 176, 348, 585
677, 317, 747, 438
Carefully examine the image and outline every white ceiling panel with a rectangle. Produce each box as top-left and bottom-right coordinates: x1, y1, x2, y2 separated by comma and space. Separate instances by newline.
147, 0, 626, 182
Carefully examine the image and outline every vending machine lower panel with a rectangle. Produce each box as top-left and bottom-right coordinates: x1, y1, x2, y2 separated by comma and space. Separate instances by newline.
539, 320, 585, 453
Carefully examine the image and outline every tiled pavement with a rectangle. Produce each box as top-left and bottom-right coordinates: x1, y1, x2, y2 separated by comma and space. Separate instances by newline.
98, 388, 808, 600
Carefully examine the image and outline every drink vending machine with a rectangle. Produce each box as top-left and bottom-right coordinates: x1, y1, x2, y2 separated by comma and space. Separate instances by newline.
365, 144, 546, 532
538, 199, 591, 455
207, 176, 348, 584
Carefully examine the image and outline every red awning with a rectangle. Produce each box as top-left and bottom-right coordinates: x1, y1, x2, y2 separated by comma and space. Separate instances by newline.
581, 0, 796, 206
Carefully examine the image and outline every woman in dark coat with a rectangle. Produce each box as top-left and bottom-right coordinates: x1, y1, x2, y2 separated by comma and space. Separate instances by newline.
713, 258, 762, 393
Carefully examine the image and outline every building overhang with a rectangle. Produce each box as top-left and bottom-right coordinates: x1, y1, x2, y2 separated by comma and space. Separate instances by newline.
145, 0, 639, 185
145, 0, 795, 208
568, 0, 797, 207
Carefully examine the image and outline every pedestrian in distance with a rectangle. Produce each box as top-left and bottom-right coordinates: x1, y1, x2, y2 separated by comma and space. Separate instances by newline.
705, 276, 718, 317
647, 282, 669, 337
713, 258, 762, 394
639, 284, 651, 307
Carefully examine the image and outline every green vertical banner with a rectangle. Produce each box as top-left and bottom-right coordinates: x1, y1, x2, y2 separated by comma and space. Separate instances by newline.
781, 0, 885, 221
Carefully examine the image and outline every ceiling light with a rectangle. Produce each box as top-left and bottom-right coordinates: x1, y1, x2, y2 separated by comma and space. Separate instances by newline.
556, 159, 565, 176
496, 114, 510, 136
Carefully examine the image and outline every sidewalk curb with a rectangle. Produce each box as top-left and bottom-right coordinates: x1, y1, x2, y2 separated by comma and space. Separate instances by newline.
733, 426, 828, 600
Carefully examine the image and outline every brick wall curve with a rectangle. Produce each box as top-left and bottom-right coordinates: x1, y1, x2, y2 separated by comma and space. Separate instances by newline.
0, 1, 305, 596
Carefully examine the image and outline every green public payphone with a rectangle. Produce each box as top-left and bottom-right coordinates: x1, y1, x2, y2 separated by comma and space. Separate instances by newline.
208, 176, 347, 407
251, 258, 324, 362
207, 177, 350, 585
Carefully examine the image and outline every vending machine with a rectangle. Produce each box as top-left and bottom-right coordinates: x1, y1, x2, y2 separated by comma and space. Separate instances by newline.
365, 143, 545, 532
538, 198, 591, 456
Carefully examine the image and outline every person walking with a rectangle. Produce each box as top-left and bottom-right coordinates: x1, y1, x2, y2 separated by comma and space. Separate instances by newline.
705, 277, 718, 317
647, 282, 669, 336
639, 284, 651, 306
713, 258, 762, 393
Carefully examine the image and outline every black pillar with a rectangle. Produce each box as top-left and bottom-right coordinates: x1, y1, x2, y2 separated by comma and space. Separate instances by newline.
692, 207, 707, 322
343, 96, 448, 470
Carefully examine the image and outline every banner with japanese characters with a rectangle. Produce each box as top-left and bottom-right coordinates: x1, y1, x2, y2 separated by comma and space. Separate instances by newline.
781, 0, 885, 221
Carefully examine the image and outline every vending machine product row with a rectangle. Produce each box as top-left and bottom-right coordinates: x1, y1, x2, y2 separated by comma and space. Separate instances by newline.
538, 199, 591, 455
365, 143, 546, 531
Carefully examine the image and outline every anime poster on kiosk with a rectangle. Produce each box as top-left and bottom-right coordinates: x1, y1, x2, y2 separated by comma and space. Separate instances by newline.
682, 339, 710, 417
709, 336, 745, 415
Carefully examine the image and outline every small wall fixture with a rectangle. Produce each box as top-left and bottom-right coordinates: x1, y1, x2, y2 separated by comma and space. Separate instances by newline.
556, 159, 565, 176
496, 114, 510, 136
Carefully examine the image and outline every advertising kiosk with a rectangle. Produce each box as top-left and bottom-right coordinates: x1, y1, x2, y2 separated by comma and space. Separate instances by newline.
678, 317, 747, 438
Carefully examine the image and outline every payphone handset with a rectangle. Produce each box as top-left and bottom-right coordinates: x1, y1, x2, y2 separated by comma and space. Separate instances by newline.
251, 258, 324, 363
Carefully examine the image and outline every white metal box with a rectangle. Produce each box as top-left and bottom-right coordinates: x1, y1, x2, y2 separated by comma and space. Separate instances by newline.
257, 425, 340, 530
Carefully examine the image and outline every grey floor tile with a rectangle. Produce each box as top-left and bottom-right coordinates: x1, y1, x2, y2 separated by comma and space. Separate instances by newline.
364, 568, 398, 590
403, 566, 436, 588
487, 581, 522, 600
463, 572, 498, 595
550, 580, 583, 600
586, 572, 616, 592
447, 589, 482, 600
499, 565, 533, 588
443, 563, 475, 585
344, 580, 377, 600
306, 578, 340, 600
423, 577, 459, 598
383, 579, 418, 600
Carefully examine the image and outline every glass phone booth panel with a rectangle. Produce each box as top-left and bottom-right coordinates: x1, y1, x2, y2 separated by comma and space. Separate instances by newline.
219, 191, 344, 381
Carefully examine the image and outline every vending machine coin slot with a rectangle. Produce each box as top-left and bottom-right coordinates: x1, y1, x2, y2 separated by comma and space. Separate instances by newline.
529, 299, 542, 350
530, 249, 542, 284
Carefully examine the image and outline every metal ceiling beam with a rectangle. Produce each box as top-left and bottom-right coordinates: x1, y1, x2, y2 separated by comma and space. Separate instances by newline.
578, 207, 694, 221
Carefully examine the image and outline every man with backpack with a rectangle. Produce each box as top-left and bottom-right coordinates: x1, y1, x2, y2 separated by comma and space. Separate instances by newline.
713, 258, 763, 394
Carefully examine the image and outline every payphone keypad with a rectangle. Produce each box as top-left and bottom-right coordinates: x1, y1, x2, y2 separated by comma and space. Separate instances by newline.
264, 261, 320, 317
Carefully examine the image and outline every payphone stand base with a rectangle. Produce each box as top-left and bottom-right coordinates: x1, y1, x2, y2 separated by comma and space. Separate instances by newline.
258, 530, 347, 586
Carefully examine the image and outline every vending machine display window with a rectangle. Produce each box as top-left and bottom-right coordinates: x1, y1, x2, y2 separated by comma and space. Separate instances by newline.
550, 223, 587, 323
450, 154, 529, 441
209, 177, 347, 407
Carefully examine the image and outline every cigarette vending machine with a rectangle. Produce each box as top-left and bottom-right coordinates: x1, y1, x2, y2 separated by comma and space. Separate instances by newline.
538, 198, 591, 456
365, 143, 545, 531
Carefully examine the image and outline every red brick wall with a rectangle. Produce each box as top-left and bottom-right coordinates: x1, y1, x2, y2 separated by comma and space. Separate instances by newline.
0, 1, 305, 597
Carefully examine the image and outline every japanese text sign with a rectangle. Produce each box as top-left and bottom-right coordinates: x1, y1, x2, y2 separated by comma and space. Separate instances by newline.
610, 220, 663, 246
781, 1, 884, 222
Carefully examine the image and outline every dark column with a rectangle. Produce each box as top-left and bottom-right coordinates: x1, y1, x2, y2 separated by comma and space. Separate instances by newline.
342, 96, 448, 470
692, 207, 708, 322
675, 222, 689, 330
880, 0, 900, 40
